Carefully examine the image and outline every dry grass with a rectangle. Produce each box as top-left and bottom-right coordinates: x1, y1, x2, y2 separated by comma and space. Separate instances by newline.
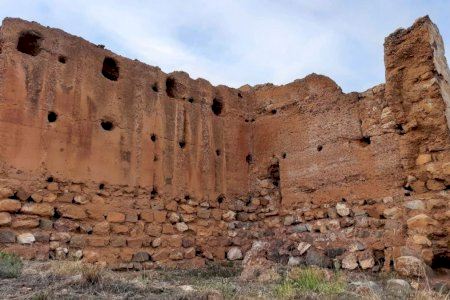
0, 260, 449, 299
49, 260, 85, 276
81, 263, 105, 285
411, 277, 450, 300
413, 290, 449, 300
49, 260, 107, 285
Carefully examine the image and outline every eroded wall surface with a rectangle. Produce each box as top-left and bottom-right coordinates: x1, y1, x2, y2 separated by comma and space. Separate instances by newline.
0, 16, 448, 272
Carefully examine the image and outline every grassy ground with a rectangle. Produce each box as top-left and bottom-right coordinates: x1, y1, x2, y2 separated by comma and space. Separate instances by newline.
275, 267, 346, 298
0, 253, 448, 299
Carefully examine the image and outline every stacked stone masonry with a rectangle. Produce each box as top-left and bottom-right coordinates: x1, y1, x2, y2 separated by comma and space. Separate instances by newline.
0, 16, 449, 272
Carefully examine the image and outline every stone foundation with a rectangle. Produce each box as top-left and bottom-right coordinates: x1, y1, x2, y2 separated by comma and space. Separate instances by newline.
0, 16, 449, 272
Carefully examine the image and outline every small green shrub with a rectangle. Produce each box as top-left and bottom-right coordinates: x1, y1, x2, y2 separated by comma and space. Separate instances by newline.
0, 252, 23, 278
295, 267, 345, 294
275, 267, 346, 298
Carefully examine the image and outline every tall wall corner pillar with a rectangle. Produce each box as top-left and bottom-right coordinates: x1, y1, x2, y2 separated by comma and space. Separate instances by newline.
384, 16, 450, 264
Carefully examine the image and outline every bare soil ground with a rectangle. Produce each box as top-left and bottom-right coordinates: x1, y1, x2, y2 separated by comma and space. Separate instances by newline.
0, 260, 448, 299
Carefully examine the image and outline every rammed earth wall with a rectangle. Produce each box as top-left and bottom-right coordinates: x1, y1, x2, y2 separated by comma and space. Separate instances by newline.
0, 16, 448, 271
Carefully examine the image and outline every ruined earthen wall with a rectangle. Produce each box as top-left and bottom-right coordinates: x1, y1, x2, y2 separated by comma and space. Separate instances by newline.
0, 16, 448, 271
0, 18, 250, 197
248, 76, 403, 207
0, 18, 251, 267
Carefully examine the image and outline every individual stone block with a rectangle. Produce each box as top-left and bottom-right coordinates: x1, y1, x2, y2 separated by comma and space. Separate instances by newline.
407, 214, 438, 229
88, 236, 110, 247
383, 207, 401, 219
153, 211, 167, 223
58, 204, 87, 220
42, 193, 57, 203
112, 224, 129, 234
79, 224, 93, 234
426, 179, 445, 191
386, 279, 411, 299
411, 235, 432, 246
0, 199, 21, 212
181, 237, 195, 249
162, 223, 174, 234
69, 184, 83, 193
93, 221, 110, 235
0, 212, 12, 225
0, 187, 14, 198
47, 182, 59, 191
106, 212, 126, 223
12, 215, 40, 229
358, 250, 375, 269
305, 249, 332, 268
181, 214, 196, 223
110, 236, 127, 247
222, 211, 236, 221
297, 242, 311, 255
342, 253, 358, 270
152, 249, 170, 261
140, 211, 154, 222
126, 212, 138, 222
168, 212, 180, 223
86, 207, 105, 221
70, 235, 87, 248
404, 200, 425, 210
30, 193, 43, 203
336, 203, 350, 217
50, 232, 71, 242
348, 281, 382, 295
73, 195, 88, 204
0, 230, 15, 243
284, 215, 294, 226
71, 249, 84, 260
175, 222, 188, 232
145, 224, 162, 237
127, 237, 143, 248
132, 252, 150, 262
165, 201, 178, 211
165, 235, 182, 248
197, 208, 210, 219
416, 154, 432, 165
349, 241, 365, 252
394, 256, 427, 277
211, 209, 222, 221
227, 247, 242, 261
169, 250, 183, 260
180, 205, 195, 214
21, 203, 54, 217
151, 237, 162, 248
58, 193, 75, 203
53, 218, 78, 232
33, 231, 50, 243
17, 233, 35, 244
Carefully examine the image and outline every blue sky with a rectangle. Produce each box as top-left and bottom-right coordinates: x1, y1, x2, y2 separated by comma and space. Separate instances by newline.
1, 1, 449, 92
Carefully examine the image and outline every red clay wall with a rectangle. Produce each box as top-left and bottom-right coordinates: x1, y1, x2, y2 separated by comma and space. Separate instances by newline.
0, 18, 250, 198
0, 16, 448, 272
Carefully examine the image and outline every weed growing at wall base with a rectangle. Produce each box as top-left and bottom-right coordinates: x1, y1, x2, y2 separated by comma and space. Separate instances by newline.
275, 267, 346, 298
0, 252, 23, 278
